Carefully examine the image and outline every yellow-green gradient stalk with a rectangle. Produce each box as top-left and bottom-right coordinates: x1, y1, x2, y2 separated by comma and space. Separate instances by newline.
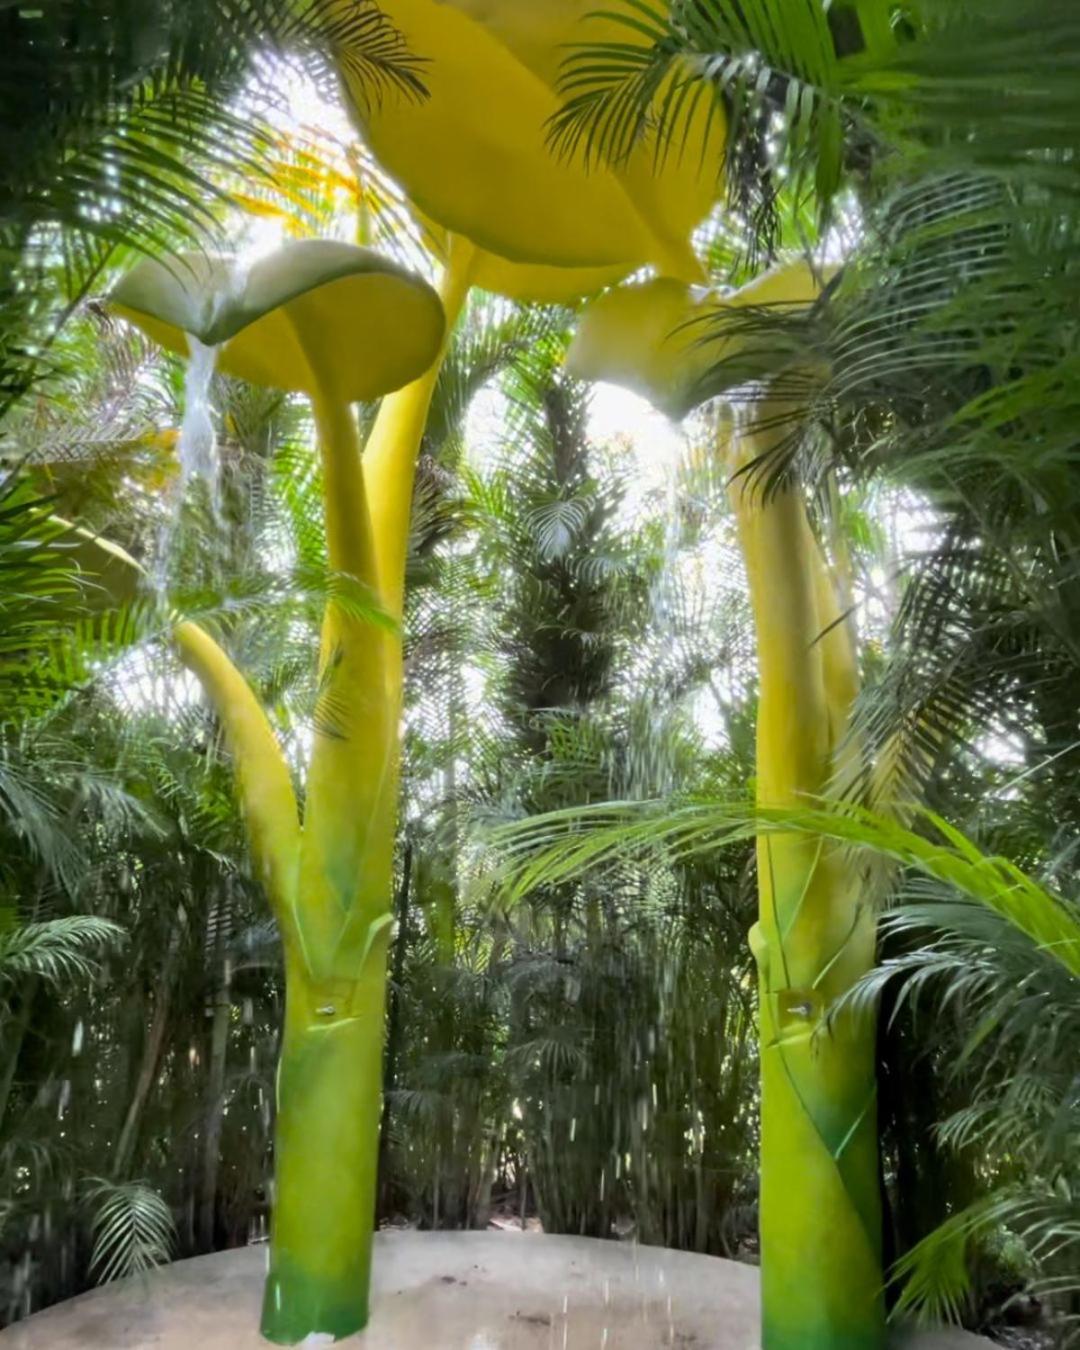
170, 244, 476, 1343
258, 242, 476, 1342
259, 956, 388, 1342
729, 408, 885, 1350
258, 381, 393, 1342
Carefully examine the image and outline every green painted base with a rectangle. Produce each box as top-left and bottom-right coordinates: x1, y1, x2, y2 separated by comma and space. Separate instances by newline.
259, 1253, 370, 1344
763, 1322, 886, 1350
259, 974, 385, 1345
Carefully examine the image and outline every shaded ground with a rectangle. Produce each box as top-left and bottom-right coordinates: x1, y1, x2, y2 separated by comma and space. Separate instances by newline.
992, 1329, 1058, 1350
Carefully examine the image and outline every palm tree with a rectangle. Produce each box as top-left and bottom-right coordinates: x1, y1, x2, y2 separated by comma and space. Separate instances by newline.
461, 331, 761, 1247
0, 304, 317, 1320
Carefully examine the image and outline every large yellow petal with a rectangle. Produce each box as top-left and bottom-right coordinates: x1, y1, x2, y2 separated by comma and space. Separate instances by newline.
567, 260, 829, 419
442, 0, 622, 89
415, 212, 629, 304
441, 0, 726, 268
111, 240, 445, 402
335, 0, 726, 301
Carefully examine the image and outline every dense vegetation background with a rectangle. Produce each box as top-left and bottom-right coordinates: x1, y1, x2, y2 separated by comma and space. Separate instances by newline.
0, 1, 1076, 1346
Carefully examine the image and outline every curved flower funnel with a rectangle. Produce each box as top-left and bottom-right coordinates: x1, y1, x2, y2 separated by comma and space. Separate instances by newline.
111, 238, 445, 402
566, 257, 887, 1350
566, 261, 828, 419
110, 241, 447, 1344
335, 0, 726, 301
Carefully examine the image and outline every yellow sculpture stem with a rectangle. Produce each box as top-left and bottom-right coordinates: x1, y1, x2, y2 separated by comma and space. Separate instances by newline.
726, 404, 885, 1350
262, 238, 480, 1341
315, 394, 381, 594
172, 241, 481, 1340
363, 235, 478, 622
172, 620, 301, 944
292, 383, 396, 975
291, 243, 476, 976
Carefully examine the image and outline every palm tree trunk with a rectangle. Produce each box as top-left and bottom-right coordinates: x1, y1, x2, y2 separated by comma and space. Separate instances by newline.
377, 838, 413, 1216
113, 922, 183, 1178
198, 921, 232, 1251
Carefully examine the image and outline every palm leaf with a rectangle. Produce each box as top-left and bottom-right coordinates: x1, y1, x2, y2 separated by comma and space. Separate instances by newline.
550, 0, 856, 248
496, 797, 1080, 978
0, 1, 426, 411
83, 1177, 176, 1284
0, 915, 126, 988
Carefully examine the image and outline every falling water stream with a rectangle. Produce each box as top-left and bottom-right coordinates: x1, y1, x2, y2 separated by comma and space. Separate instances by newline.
153, 334, 222, 592
178, 336, 223, 517
626, 447, 695, 800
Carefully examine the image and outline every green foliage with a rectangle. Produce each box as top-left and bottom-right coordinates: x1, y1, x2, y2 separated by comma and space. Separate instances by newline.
0, 917, 125, 990
369, 304, 762, 1252
550, 0, 865, 255
0, 4, 1077, 1343
0, 0, 425, 412
84, 1178, 177, 1284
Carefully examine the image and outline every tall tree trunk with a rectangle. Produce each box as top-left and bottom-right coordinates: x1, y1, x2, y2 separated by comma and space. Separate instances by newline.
0, 977, 38, 1132
377, 838, 413, 1216
729, 408, 885, 1350
198, 893, 232, 1251
113, 921, 184, 1178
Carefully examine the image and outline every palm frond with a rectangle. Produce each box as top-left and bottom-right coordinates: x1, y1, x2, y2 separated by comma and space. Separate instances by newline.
0, 1, 425, 411
496, 798, 1080, 976
83, 1177, 176, 1284
891, 1188, 1080, 1328
550, 0, 857, 252
0, 915, 126, 988
311, 0, 428, 111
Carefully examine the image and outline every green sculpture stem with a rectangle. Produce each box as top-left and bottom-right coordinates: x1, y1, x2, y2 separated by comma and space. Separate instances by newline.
169, 241, 477, 1344
728, 405, 886, 1350
260, 954, 388, 1342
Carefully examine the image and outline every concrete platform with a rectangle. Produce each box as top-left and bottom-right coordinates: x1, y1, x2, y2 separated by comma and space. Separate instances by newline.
0, 1231, 995, 1349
